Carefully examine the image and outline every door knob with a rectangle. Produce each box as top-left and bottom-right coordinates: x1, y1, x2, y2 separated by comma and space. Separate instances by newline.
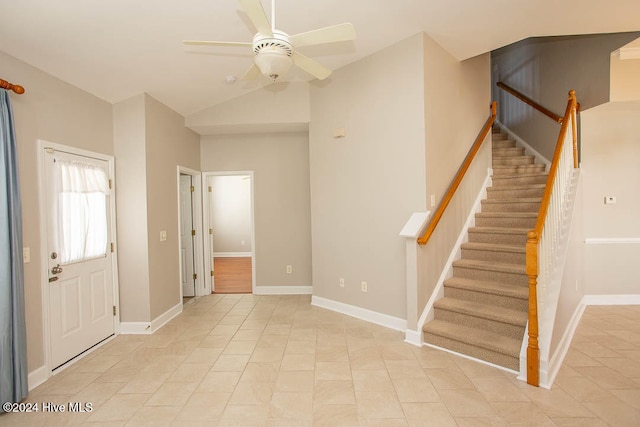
51, 264, 63, 274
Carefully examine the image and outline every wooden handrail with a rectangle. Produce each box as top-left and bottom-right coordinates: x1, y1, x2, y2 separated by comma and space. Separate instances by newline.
0, 78, 25, 95
525, 90, 578, 386
417, 101, 496, 245
497, 82, 562, 124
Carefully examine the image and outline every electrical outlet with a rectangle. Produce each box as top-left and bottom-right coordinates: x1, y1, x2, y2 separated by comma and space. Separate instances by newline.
286, 265, 292, 274
339, 278, 345, 287
23, 247, 31, 263
604, 196, 616, 205
430, 194, 436, 207
361, 281, 367, 292
160, 230, 167, 242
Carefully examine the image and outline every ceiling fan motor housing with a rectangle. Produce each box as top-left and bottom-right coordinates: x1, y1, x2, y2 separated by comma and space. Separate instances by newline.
253, 30, 293, 80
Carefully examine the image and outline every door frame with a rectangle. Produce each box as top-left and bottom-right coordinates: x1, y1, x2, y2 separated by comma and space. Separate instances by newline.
176, 166, 205, 297
202, 171, 256, 294
36, 140, 120, 376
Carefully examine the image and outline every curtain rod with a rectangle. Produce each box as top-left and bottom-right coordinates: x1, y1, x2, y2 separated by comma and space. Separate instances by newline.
0, 78, 25, 94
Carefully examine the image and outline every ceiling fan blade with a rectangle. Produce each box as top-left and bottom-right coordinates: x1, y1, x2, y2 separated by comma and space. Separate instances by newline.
238, 0, 273, 37
183, 40, 252, 48
289, 23, 355, 47
242, 63, 261, 80
292, 52, 332, 80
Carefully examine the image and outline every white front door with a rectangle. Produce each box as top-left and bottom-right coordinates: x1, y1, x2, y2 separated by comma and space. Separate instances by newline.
180, 174, 196, 297
44, 150, 115, 369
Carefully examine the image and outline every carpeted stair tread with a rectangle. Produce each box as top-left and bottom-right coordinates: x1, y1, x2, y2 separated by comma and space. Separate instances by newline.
475, 212, 538, 220
434, 297, 527, 327
423, 319, 521, 359
453, 258, 525, 275
444, 277, 528, 301
487, 184, 545, 191
460, 242, 525, 254
468, 226, 529, 235
493, 147, 525, 157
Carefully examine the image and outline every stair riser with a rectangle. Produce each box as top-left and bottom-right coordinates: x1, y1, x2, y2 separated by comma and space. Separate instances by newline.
487, 188, 544, 199
492, 175, 548, 187
474, 215, 536, 228
481, 201, 540, 213
493, 165, 546, 175
493, 156, 535, 166
434, 307, 526, 339
468, 231, 528, 245
492, 148, 525, 157
453, 265, 528, 286
444, 286, 528, 311
492, 133, 508, 141
423, 332, 519, 371
461, 248, 525, 264
492, 141, 516, 150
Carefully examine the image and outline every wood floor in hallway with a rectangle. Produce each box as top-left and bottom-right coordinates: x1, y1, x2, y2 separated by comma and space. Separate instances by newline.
213, 256, 252, 294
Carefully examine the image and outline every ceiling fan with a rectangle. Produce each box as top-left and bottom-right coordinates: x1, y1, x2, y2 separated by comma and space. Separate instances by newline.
183, 0, 356, 81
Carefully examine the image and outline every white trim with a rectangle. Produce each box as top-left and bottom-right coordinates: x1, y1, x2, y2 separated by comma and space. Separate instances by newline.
120, 322, 152, 335
254, 286, 313, 295
495, 121, 551, 167
422, 342, 518, 374
399, 212, 430, 238
36, 140, 120, 377
203, 171, 256, 294
311, 296, 407, 332
583, 294, 640, 305
120, 302, 183, 334
541, 301, 587, 389
584, 238, 640, 245
416, 170, 493, 332
404, 329, 422, 347
619, 46, 640, 60
214, 252, 253, 258
28, 365, 49, 391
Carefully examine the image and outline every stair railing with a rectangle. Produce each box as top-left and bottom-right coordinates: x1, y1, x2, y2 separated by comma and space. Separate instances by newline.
417, 101, 497, 245
497, 82, 579, 386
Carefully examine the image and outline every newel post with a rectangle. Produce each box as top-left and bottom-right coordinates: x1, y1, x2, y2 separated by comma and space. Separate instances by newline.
525, 230, 540, 386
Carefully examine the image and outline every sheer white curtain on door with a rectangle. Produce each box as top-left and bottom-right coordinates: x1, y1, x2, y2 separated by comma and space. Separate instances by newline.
54, 158, 109, 264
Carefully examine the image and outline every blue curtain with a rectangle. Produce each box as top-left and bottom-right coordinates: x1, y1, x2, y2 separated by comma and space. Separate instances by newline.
0, 88, 28, 406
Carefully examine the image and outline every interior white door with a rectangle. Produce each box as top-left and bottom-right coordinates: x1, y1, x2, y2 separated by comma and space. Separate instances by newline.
180, 174, 196, 297
44, 150, 115, 369
207, 175, 216, 292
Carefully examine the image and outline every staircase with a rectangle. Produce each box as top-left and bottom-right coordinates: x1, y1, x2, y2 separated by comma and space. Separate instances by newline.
422, 129, 547, 371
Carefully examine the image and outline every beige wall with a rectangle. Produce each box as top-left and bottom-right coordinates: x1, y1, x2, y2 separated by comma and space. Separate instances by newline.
492, 32, 640, 160
419, 37, 492, 320
309, 34, 427, 319
610, 51, 640, 102
186, 82, 310, 135
145, 95, 200, 318
581, 101, 640, 295
113, 95, 151, 322
201, 132, 312, 288
1, 51, 114, 371
210, 175, 253, 253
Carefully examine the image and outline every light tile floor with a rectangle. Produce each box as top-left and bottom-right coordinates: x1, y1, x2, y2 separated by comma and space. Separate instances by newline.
1, 295, 639, 426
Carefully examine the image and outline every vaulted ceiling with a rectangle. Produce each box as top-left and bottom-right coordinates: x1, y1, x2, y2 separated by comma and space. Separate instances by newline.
1, 0, 638, 116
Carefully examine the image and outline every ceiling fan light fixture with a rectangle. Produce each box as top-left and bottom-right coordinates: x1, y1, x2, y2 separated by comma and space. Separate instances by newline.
254, 47, 293, 81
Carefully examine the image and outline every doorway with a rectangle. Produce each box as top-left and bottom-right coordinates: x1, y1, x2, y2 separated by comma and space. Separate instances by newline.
203, 172, 255, 294
177, 166, 204, 302
38, 141, 118, 372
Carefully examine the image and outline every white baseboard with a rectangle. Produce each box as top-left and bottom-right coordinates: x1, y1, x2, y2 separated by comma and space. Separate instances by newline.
28, 365, 49, 391
311, 296, 407, 332
214, 252, 252, 258
120, 302, 183, 335
404, 329, 422, 347
254, 286, 312, 295
583, 294, 640, 305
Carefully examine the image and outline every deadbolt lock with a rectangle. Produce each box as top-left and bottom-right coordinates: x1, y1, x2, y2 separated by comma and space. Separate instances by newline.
51, 252, 58, 260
